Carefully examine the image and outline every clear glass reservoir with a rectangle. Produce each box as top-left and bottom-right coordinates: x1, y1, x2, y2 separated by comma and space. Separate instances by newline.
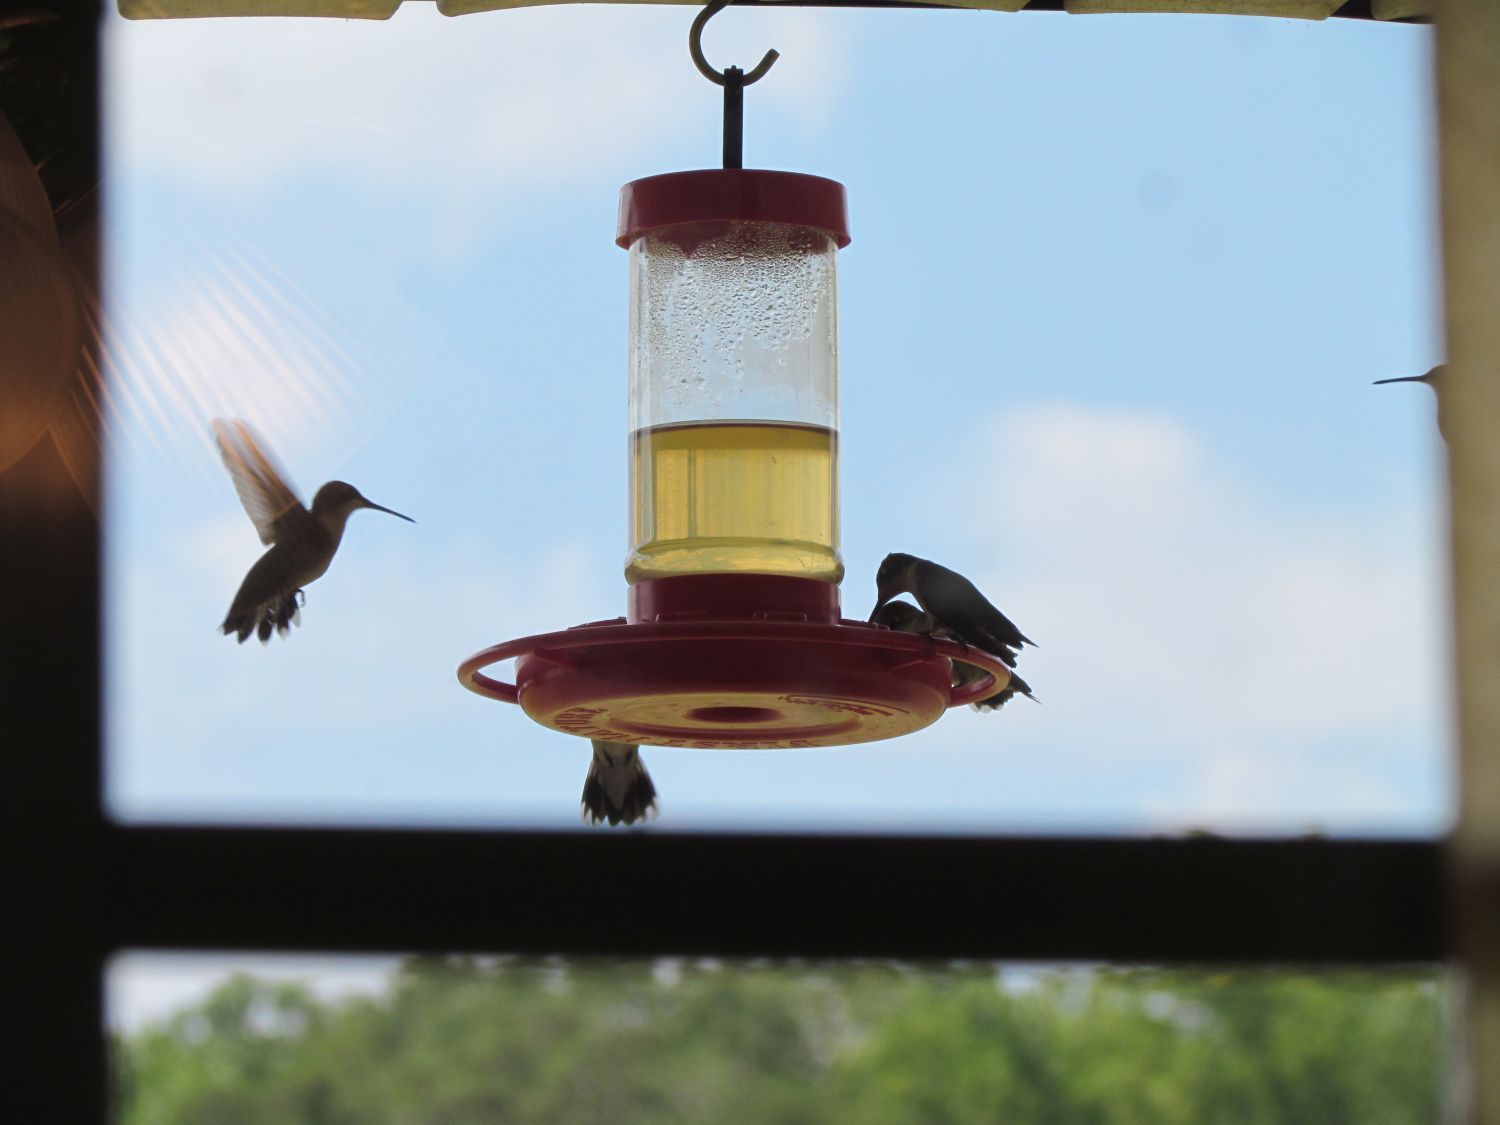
618, 172, 849, 585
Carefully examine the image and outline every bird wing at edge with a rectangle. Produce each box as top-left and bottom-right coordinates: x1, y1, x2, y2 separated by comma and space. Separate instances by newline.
212, 418, 309, 546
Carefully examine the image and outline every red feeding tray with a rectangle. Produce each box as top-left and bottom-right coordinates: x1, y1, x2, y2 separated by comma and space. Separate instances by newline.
457, 575, 1012, 749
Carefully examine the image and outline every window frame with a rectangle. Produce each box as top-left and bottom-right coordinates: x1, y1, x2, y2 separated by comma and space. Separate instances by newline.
0, 6, 1450, 1120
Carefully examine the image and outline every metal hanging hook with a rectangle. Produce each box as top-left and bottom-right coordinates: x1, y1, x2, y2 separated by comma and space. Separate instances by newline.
689, 0, 779, 88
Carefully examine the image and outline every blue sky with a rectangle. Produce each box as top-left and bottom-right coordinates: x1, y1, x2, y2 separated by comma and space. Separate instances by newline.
102, 4, 1445, 836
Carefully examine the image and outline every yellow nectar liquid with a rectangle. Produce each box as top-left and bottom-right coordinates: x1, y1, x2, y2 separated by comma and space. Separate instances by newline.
627, 420, 842, 584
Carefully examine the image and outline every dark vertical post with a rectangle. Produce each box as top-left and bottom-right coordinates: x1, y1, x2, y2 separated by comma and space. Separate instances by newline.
0, 6, 105, 1122
1436, 1, 1500, 1119
0, 446, 105, 1120
723, 65, 745, 170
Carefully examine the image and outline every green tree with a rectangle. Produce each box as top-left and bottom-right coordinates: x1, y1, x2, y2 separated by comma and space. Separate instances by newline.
114, 960, 1444, 1124
828, 969, 1443, 1125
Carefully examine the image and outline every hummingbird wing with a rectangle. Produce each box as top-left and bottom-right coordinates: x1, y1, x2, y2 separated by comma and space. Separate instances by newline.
212, 418, 309, 546
918, 562, 1034, 667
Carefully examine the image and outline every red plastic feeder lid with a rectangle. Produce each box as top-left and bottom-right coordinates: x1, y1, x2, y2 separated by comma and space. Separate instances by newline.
457, 576, 1012, 750
617, 169, 851, 249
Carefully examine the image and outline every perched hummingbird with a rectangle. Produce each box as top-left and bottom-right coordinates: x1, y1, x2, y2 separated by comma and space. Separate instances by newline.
870, 552, 1035, 670
214, 418, 414, 644
1373, 365, 1445, 439
871, 598, 1035, 710
581, 740, 658, 827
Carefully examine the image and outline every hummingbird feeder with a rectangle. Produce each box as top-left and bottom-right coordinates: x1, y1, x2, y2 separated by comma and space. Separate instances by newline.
458, 0, 1011, 748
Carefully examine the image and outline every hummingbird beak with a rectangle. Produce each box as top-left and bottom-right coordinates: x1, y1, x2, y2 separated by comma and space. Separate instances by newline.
869, 586, 896, 622
360, 498, 415, 523
1372, 376, 1428, 386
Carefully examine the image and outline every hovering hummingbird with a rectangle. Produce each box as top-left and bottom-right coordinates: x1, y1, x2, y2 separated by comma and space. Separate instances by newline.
870, 552, 1035, 670
1373, 365, 1445, 439
214, 418, 414, 643
581, 740, 658, 827
871, 598, 1035, 710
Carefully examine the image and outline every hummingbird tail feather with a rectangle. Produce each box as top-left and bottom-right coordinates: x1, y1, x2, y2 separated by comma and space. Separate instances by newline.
274, 591, 302, 637
970, 690, 1014, 712
581, 749, 658, 827
970, 669, 1036, 712
222, 590, 305, 645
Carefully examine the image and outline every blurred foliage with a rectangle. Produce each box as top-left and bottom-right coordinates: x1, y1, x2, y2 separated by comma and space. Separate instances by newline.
113, 959, 1445, 1124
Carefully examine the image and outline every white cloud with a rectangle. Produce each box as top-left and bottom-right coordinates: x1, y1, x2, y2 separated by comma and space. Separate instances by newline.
129, 520, 615, 728
1146, 748, 1415, 833
107, 284, 359, 466
979, 403, 1438, 735
105, 4, 851, 206
108, 952, 397, 1034
109, 394, 1447, 833
920, 401, 1447, 828
99, 218, 441, 482
108, 512, 619, 821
